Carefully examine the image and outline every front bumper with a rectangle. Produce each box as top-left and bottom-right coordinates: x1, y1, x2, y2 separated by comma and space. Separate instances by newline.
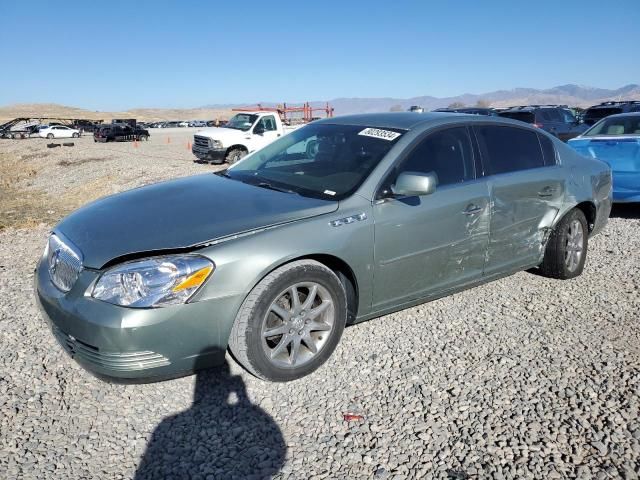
35, 258, 240, 381
192, 145, 226, 164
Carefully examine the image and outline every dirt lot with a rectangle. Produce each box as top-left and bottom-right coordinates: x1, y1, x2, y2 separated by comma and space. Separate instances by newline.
1, 135, 640, 479
0, 128, 223, 231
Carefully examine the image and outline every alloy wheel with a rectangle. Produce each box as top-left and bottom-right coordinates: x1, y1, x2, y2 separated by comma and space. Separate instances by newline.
565, 219, 584, 272
261, 282, 335, 368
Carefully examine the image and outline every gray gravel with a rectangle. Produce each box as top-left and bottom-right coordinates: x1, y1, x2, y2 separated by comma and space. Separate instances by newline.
1, 145, 640, 478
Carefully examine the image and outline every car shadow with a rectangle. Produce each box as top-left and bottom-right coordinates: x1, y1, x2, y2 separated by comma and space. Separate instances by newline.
609, 204, 640, 219
134, 348, 286, 480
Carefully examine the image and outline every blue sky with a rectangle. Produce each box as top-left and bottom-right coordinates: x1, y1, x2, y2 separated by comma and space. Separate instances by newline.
1, 0, 638, 110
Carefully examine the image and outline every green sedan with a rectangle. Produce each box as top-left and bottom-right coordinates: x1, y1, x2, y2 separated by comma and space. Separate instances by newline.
35, 113, 612, 382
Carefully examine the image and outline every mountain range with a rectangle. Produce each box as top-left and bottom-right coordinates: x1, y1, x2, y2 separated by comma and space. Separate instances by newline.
2, 84, 639, 122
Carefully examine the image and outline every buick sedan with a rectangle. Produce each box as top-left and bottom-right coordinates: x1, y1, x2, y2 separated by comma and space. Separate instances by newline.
35, 113, 612, 382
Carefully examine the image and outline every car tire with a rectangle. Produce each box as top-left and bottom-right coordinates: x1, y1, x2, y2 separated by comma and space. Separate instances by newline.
539, 208, 588, 279
226, 148, 247, 165
47, 133, 54, 139
229, 260, 347, 382
72, 133, 79, 138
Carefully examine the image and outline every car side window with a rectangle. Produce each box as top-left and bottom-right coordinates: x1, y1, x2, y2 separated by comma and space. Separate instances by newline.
538, 134, 557, 166
475, 125, 545, 174
397, 127, 475, 187
256, 116, 277, 132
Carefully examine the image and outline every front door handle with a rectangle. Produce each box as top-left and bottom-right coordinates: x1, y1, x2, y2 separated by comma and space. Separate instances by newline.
463, 204, 483, 215
538, 186, 555, 197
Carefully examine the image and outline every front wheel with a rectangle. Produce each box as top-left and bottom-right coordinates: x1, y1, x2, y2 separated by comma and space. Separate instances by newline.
539, 208, 588, 279
225, 148, 247, 165
47, 133, 54, 139
72, 133, 79, 138
229, 260, 347, 382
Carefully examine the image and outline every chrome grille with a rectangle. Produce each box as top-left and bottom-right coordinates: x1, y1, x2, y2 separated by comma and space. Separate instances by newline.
52, 325, 170, 371
47, 234, 83, 292
193, 135, 211, 149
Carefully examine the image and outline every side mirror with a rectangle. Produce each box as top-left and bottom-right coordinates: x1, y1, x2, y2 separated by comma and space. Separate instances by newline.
391, 171, 438, 197
254, 126, 265, 135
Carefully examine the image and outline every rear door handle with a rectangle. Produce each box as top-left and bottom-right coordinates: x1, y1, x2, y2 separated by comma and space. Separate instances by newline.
538, 186, 555, 197
463, 204, 483, 215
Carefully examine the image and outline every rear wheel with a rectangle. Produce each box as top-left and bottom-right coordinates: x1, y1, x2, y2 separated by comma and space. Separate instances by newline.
539, 208, 588, 279
229, 260, 347, 382
226, 148, 247, 165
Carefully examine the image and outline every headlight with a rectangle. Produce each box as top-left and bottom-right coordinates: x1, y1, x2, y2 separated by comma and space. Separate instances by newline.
91, 255, 214, 308
211, 139, 222, 148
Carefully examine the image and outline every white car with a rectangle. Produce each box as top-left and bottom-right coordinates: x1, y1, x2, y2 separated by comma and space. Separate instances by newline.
39, 125, 81, 139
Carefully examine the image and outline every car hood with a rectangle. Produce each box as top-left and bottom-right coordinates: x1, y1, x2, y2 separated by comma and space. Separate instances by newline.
54, 174, 338, 268
195, 127, 249, 144
569, 136, 640, 172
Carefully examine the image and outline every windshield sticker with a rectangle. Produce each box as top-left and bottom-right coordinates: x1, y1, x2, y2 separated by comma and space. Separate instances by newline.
358, 128, 401, 141
323, 189, 337, 196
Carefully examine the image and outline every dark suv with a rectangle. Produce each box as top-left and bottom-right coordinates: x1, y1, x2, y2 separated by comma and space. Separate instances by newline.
582, 101, 640, 126
94, 123, 150, 143
497, 105, 587, 141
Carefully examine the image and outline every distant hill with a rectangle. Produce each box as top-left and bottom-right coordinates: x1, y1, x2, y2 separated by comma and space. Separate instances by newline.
0, 104, 233, 123
2, 84, 638, 122
325, 84, 640, 115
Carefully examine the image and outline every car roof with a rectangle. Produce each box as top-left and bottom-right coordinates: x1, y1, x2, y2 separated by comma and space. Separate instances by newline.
597, 112, 640, 119
316, 112, 531, 131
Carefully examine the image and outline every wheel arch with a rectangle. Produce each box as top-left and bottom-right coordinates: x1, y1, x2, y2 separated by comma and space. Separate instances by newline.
245, 253, 360, 325
574, 201, 597, 233
225, 144, 249, 156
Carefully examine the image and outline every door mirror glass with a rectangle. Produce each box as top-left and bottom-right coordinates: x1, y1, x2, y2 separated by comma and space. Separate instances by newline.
392, 171, 438, 197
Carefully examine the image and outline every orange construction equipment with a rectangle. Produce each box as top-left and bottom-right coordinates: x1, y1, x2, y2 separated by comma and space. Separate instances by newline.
166, 136, 171, 144
187, 140, 192, 151
232, 102, 334, 125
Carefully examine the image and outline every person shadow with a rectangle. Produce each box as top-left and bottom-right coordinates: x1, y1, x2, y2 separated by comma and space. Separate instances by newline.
134, 348, 286, 480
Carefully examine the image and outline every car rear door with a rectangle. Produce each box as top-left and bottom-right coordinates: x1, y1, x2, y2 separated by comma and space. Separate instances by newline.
372, 126, 490, 311
474, 124, 564, 275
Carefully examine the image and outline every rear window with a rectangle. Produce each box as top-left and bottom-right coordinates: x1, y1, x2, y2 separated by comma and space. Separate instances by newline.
584, 116, 640, 136
584, 107, 622, 121
475, 125, 545, 174
498, 111, 535, 124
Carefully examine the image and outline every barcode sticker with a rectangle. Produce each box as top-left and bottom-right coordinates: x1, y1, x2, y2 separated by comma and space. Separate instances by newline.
358, 128, 401, 141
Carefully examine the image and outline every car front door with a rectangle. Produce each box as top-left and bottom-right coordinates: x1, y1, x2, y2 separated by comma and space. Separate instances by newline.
251, 115, 280, 152
474, 125, 565, 275
372, 126, 490, 311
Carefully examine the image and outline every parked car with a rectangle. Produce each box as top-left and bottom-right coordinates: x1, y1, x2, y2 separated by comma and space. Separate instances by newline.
192, 112, 303, 164
72, 121, 98, 133
189, 120, 208, 127
94, 123, 150, 142
35, 112, 611, 382
568, 112, 640, 203
38, 125, 81, 139
433, 107, 498, 116
582, 101, 640, 126
497, 105, 588, 141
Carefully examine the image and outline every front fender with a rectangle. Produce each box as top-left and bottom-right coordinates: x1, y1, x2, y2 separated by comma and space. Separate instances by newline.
190, 196, 375, 339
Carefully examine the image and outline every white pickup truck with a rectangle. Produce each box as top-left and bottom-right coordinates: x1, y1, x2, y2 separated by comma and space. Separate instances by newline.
192, 111, 302, 164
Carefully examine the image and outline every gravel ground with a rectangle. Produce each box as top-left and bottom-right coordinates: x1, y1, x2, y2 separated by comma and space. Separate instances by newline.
1, 137, 640, 479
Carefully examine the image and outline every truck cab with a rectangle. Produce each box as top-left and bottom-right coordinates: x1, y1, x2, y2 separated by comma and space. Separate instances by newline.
192, 111, 299, 164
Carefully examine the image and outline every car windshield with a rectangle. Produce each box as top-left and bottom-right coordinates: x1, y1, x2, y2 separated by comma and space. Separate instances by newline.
498, 111, 535, 123
584, 115, 640, 136
224, 123, 405, 200
224, 114, 258, 131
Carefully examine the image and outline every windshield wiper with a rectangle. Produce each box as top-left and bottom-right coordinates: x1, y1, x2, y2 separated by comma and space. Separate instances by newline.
255, 182, 297, 194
